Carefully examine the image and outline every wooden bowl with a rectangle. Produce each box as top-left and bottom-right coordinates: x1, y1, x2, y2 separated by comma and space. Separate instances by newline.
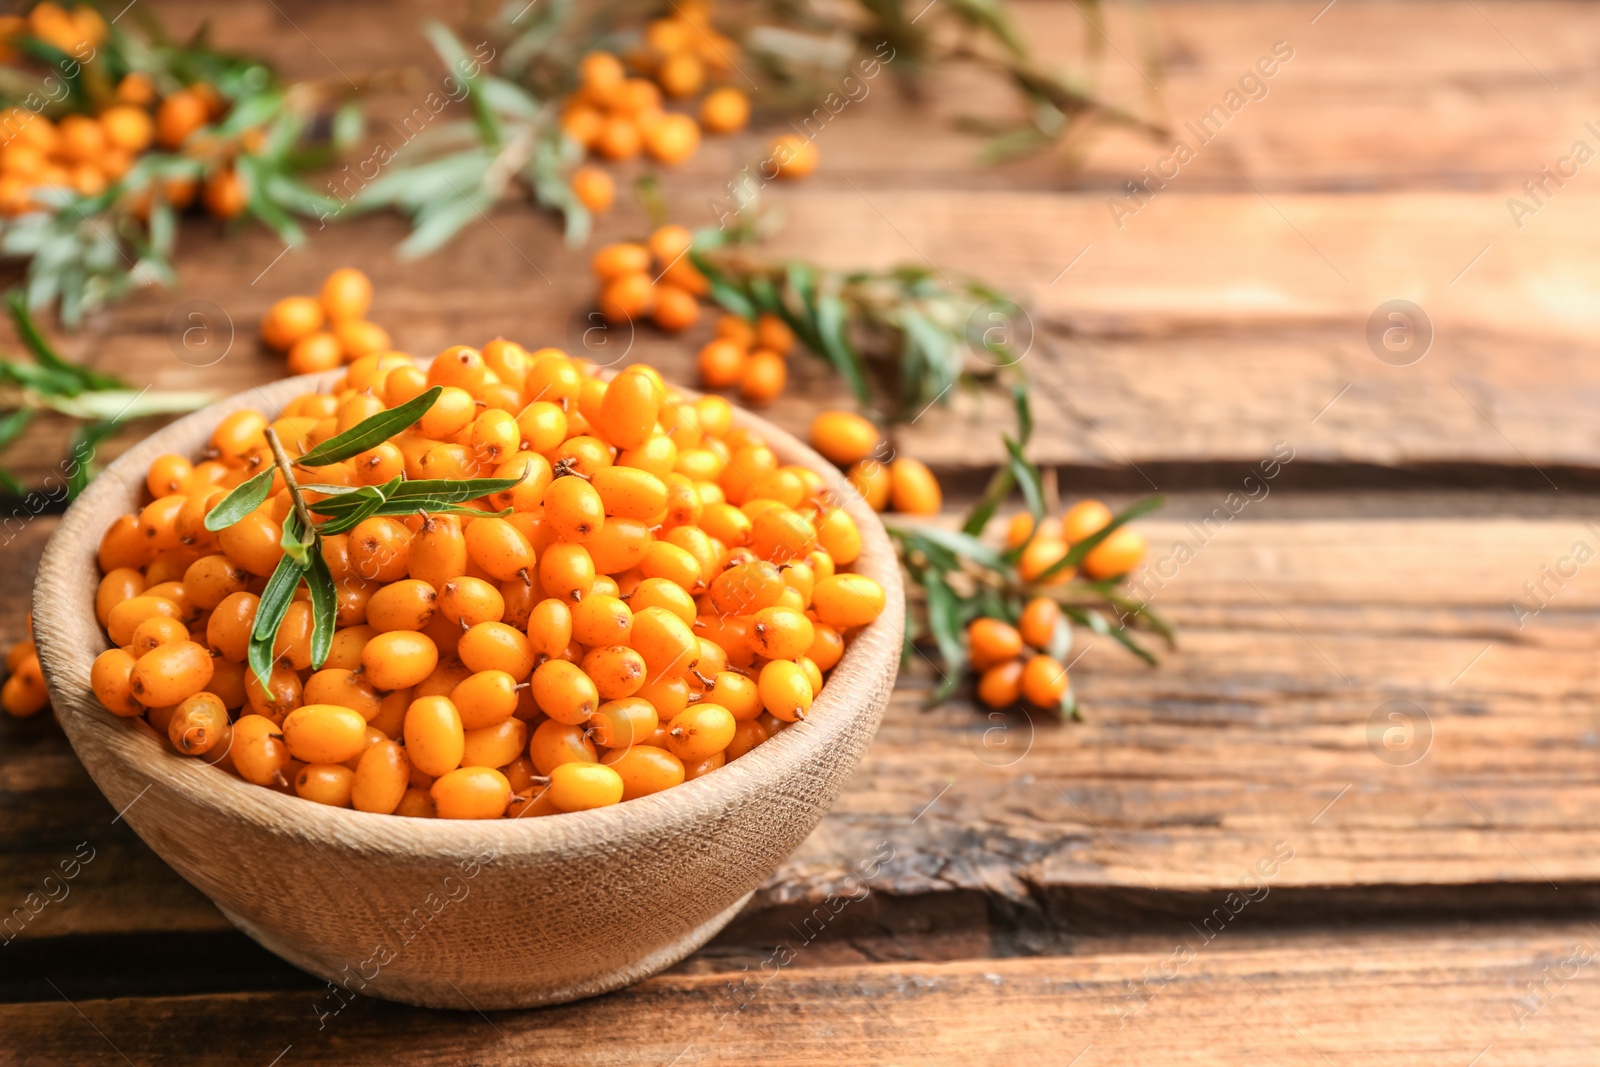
31, 372, 903, 1009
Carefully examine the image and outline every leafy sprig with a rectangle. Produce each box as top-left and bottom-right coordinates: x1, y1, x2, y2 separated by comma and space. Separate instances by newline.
0, 294, 209, 496
884, 388, 1173, 714
203, 387, 522, 686
692, 236, 1029, 424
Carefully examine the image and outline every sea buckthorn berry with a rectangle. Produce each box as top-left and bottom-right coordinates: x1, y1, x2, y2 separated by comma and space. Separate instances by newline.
738, 351, 786, 404
598, 368, 663, 451
889, 457, 942, 515
547, 474, 606, 542
599, 271, 654, 323
683, 751, 726, 781
700, 87, 750, 133
395, 788, 437, 818
639, 540, 703, 592
811, 574, 886, 629
585, 696, 656, 749
1018, 536, 1072, 584
636, 673, 691, 720
1063, 499, 1113, 544
571, 164, 614, 212
516, 401, 568, 453
846, 460, 890, 511
458, 622, 535, 678
584, 517, 651, 575
96, 567, 146, 626
571, 594, 632, 647
816, 508, 862, 566
632, 577, 696, 625
404, 696, 466, 777
233, 714, 291, 786
751, 606, 816, 661
1082, 527, 1146, 580
591, 242, 650, 281
352, 740, 409, 814
977, 660, 1024, 708
726, 718, 768, 760
321, 267, 373, 321
968, 617, 1024, 671
302, 669, 381, 722
754, 313, 795, 355
617, 433, 677, 479
665, 703, 735, 763
546, 761, 624, 812
1021, 654, 1070, 708
539, 542, 596, 602
272, 601, 315, 671
529, 719, 598, 775
295, 764, 355, 807
168, 693, 229, 755
408, 515, 468, 588
591, 466, 668, 522
465, 517, 535, 581
366, 579, 438, 632
527, 598, 574, 660
700, 503, 752, 547
630, 606, 699, 676
438, 576, 505, 629
450, 669, 520, 729
461, 717, 529, 769
182, 555, 249, 610
1018, 597, 1061, 650
1005, 513, 1061, 549
361, 630, 439, 691
770, 134, 818, 179
217, 511, 285, 577
697, 338, 746, 388
146, 453, 193, 498
129, 615, 189, 658
758, 660, 813, 722
751, 507, 817, 562
431, 766, 512, 819
91, 648, 142, 716
533, 659, 599, 725
246, 663, 303, 724
652, 284, 700, 331
807, 624, 845, 672
282, 704, 369, 764
415, 657, 474, 700
349, 516, 413, 583
713, 671, 762, 720
580, 646, 648, 700
129, 640, 213, 708
600, 745, 685, 800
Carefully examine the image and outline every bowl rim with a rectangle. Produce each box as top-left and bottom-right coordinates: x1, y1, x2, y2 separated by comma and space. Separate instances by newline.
33, 368, 904, 859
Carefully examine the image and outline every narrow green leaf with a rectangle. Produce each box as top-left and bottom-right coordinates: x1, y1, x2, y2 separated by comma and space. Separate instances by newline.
0, 466, 25, 496
8, 291, 124, 391
306, 551, 336, 670
1003, 436, 1045, 519
1064, 606, 1157, 667
295, 387, 442, 466
279, 511, 312, 567
248, 553, 306, 686
884, 520, 1008, 573
814, 294, 871, 407
0, 408, 34, 451
920, 572, 967, 705
203, 469, 275, 532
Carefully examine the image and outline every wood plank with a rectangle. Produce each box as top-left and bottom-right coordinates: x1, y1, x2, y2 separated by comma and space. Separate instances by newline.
11, 510, 1600, 943
6, 922, 1598, 1064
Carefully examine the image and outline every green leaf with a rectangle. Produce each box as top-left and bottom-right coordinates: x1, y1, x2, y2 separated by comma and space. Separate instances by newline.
1003, 436, 1045, 520
0, 466, 25, 496
203, 469, 275, 532
248, 552, 306, 686
8, 292, 124, 392
280, 511, 312, 567
814, 293, 871, 407
295, 387, 442, 466
1063, 606, 1157, 667
920, 572, 967, 705
0, 408, 34, 451
423, 21, 500, 149
306, 550, 336, 670
883, 520, 1008, 573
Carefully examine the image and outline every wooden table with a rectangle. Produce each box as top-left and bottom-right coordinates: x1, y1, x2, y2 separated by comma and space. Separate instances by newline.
6, 1, 1600, 1062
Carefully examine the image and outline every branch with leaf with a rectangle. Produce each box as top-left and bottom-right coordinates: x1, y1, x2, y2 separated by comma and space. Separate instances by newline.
0, 291, 208, 497
0, 4, 360, 326
885, 387, 1173, 716
200, 386, 529, 686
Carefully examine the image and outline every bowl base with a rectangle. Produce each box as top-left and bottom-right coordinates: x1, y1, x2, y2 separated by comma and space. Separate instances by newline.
218, 890, 755, 1010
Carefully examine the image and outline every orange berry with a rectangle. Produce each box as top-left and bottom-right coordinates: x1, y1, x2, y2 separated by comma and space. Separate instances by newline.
1018, 536, 1072, 584
1018, 597, 1061, 650
968, 617, 1023, 671
262, 295, 324, 351
1082, 527, 1146, 580
287, 331, 343, 375
157, 89, 209, 148
976, 660, 1023, 708
656, 51, 704, 98
595, 115, 641, 160
643, 113, 700, 165
99, 105, 153, 152
1020, 654, 1070, 708
571, 164, 614, 212
697, 338, 746, 388
321, 267, 373, 321
699, 87, 749, 133
809, 411, 879, 466
889, 457, 942, 515
738, 351, 786, 404
202, 167, 248, 219
652, 284, 699, 332
599, 271, 655, 324
846, 459, 891, 511
770, 134, 818, 179
1063, 499, 1113, 544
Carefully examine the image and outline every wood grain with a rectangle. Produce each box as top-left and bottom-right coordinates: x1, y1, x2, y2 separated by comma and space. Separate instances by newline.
8, 922, 1599, 1065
